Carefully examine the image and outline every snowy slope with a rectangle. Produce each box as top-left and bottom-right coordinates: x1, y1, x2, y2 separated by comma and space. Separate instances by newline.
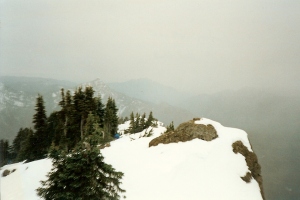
0, 118, 263, 200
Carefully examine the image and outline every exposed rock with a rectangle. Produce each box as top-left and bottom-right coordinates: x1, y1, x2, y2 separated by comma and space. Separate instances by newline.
2, 169, 10, 177
99, 142, 111, 149
149, 119, 218, 147
232, 140, 265, 200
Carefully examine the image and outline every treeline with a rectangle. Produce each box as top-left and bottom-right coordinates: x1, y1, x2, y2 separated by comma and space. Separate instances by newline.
0, 86, 119, 166
125, 112, 157, 134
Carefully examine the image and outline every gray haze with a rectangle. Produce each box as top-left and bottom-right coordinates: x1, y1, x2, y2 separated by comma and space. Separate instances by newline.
1, 0, 300, 94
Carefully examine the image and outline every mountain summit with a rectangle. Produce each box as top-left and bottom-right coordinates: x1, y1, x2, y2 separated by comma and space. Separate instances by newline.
1, 118, 264, 200
103, 118, 265, 200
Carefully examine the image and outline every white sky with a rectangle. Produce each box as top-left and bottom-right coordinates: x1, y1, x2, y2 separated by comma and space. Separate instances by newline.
1, 0, 300, 94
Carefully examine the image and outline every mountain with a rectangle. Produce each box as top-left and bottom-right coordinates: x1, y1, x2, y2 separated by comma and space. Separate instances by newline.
0, 77, 194, 142
0, 118, 264, 200
108, 78, 192, 106
0, 76, 77, 142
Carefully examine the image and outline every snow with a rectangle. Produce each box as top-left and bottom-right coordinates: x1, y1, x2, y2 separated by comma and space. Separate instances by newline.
0, 159, 52, 200
0, 118, 263, 200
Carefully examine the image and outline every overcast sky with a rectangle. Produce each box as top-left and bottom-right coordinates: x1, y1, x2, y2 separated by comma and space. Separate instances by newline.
1, 0, 300, 94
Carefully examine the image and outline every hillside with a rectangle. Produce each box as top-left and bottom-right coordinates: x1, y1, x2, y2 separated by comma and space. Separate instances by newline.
1, 118, 264, 200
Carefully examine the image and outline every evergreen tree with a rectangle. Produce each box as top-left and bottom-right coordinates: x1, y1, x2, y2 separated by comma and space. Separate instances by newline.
37, 121, 125, 200
30, 94, 48, 161
0, 139, 9, 167
128, 112, 135, 134
73, 86, 97, 143
140, 113, 146, 130
15, 128, 34, 161
166, 121, 175, 132
134, 113, 141, 132
104, 97, 118, 137
95, 96, 105, 128
73, 87, 86, 145
145, 111, 154, 128
63, 90, 76, 150
46, 112, 63, 148
11, 128, 31, 161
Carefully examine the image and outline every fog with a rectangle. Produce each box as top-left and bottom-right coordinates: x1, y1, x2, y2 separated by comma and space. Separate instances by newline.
1, 0, 300, 94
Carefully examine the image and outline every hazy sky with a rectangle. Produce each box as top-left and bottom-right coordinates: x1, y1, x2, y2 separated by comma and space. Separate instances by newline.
1, 0, 300, 94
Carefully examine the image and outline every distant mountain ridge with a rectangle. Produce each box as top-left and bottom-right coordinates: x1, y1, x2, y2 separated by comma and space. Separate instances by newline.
108, 78, 192, 106
0, 76, 194, 142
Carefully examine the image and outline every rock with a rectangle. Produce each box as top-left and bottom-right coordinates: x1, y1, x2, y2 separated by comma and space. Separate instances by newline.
232, 140, 265, 200
149, 119, 218, 147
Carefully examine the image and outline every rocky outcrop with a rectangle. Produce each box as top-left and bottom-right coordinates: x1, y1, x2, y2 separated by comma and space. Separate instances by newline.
232, 141, 265, 200
149, 119, 218, 147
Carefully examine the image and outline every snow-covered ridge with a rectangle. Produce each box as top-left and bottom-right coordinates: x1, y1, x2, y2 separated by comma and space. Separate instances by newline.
0, 118, 263, 200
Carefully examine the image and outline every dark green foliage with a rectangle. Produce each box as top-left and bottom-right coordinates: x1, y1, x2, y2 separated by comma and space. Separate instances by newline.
104, 97, 118, 137
95, 96, 105, 128
45, 112, 62, 147
128, 112, 135, 134
126, 111, 156, 134
27, 95, 48, 161
10, 86, 121, 163
166, 121, 175, 132
37, 123, 125, 200
13, 128, 34, 161
11, 128, 32, 161
13, 95, 48, 162
0, 139, 10, 167
145, 111, 154, 128
140, 113, 146, 130
17, 95, 51, 161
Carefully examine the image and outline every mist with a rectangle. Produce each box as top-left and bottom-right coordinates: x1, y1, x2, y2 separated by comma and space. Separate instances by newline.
1, 0, 300, 94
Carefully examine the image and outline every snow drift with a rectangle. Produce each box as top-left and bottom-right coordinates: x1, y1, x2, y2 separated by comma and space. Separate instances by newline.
0, 118, 264, 200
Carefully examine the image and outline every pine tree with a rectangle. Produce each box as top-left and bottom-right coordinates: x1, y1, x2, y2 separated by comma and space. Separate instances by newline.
37, 119, 125, 200
0, 139, 9, 167
15, 128, 34, 161
73, 87, 86, 146
63, 90, 75, 150
95, 96, 105, 128
145, 111, 154, 128
104, 97, 119, 137
30, 94, 48, 161
46, 112, 63, 148
128, 112, 135, 134
166, 121, 175, 132
134, 113, 140, 132
11, 128, 31, 161
73, 86, 97, 143
140, 113, 146, 130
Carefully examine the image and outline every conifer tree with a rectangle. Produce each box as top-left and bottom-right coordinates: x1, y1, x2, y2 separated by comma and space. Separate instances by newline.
166, 121, 175, 132
128, 112, 135, 134
73, 87, 85, 145
11, 128, 31, 161
46, 112, 63, 148
145, 111, 154, 128
63, 90, 75, 150
140, 113, 146, 130
95, 96, 105, 128
37, 116, 125, 200
30, 94, 48, 160
15, 128, 34, 161
134, 113, 140, 132
0, 139, 9, 167
104, 97, 119, 137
